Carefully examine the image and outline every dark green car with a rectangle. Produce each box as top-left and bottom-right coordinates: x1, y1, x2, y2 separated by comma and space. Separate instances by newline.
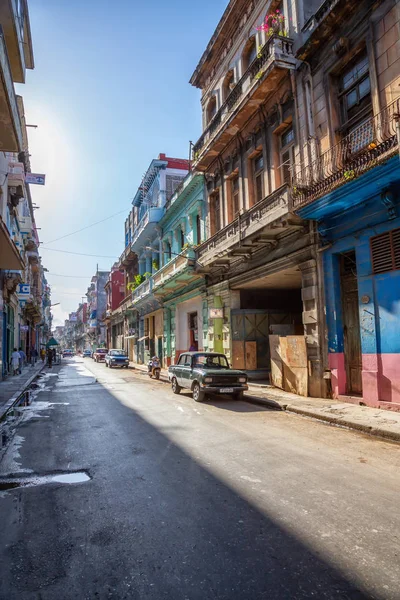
168, 352, 248, 402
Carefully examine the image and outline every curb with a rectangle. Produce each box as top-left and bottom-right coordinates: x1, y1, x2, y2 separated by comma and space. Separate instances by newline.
129, 363, 400, 443
0, 365, 45, 422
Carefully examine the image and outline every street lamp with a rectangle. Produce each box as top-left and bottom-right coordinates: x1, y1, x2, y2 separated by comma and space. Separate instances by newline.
50, 303, 60, 307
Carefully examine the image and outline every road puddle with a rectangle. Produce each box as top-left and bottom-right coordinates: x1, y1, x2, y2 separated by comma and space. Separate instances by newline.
0, 471, 91, 491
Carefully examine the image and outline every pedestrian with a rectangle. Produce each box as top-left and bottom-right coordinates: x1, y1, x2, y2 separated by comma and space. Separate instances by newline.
47, 347, 53, 368
18, 347, 27, 374
31, 346, 38, 365
11, 348, 21, 376
40, 347, 46, 362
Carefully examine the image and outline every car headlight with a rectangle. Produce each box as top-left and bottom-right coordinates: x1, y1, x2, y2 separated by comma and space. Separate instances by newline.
204, 377, 213, 383
238, 377, 247, 383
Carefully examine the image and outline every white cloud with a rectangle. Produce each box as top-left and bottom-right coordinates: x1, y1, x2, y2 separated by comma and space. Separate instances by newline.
51, 304, 69, 327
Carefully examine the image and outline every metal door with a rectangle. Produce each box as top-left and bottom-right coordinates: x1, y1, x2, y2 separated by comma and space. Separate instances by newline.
340, 252, 362, 395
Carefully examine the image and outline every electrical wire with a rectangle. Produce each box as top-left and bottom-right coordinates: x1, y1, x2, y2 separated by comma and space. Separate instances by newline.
47, 273, 93, 278
43, 208, 130, 244
40, 247, 119, 258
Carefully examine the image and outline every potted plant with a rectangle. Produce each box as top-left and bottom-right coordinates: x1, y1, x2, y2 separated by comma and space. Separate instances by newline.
256, 10, 286, 36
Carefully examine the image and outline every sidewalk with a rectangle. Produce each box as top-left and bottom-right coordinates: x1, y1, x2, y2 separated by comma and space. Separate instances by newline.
129, 361, 400, 443
0, 361, 45, 420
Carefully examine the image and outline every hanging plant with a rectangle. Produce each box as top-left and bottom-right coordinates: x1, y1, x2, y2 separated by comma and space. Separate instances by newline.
256, 10, 286, 37
152, 259, 159, 271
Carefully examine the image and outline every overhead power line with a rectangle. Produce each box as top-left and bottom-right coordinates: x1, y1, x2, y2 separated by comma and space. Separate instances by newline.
43, 208, 130, 245
41, 247, 119, 258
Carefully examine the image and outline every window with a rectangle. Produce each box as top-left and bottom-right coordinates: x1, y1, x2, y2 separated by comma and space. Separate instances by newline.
193, 354, 229, 368
166, 175, 184, 201
371, 228, 400, 274
280, 126, 295, 185
211, 192, 221, 234
340, 54, 371, 127
206, 96, 217, 125
180, 228, 185, 250
196, 214, 201, 245
177, 354, 186, 365
222, 70, 235, 102
231, 177, 240, 218
253, 154, 264, 203
242, 37, 257, 71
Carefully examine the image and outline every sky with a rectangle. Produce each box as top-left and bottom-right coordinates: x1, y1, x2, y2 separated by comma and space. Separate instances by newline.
16, 0, 227, 326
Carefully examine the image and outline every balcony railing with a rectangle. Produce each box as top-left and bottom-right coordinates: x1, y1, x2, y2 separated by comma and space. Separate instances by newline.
152, 250, 194, 290
192, 35, 294, 160
131, 206, 164, 249
196, 185, 291, 266
132, 278, 153, 304
292, 99, 400, 208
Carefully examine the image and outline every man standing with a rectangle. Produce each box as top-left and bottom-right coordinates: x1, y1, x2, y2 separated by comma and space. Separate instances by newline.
31, 346, 38, 365
18, 347, 26, 374
47, 347, 53, 369
11, 348, 21, 376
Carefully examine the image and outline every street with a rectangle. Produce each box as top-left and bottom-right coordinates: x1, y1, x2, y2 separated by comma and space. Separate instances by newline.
0, 358, 399, 600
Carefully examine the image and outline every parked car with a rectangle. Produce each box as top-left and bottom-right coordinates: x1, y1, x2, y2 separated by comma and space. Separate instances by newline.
83, 350, 92, 358
105, 349, 129, 369
93, 348, 108, 363
168, 352, 248, 402
62, 349, 74, 358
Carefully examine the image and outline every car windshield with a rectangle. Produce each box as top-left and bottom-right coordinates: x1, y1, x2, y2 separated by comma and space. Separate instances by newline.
193, 354, 229, 369
97, 349, 107, 353
110, 350, 126, 356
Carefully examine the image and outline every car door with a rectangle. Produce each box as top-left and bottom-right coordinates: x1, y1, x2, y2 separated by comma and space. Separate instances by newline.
172, 354, 184, 386
179, 354, 193, 388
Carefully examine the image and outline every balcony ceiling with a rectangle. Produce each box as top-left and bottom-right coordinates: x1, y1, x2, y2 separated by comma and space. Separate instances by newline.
0, 216, 24, 269
231, 265, 302, 290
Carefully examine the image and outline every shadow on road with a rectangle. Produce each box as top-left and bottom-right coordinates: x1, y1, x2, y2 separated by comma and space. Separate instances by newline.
0, 360, 380, 600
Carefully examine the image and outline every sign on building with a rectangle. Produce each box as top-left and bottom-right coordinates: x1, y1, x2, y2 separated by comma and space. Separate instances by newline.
209, 308, 224, 319
25, 173, 46, 185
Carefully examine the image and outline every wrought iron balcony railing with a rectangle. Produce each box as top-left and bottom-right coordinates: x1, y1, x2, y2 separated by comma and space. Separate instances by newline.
192, 35, 294, 160
196, 185, 291, 266
292, 99, 400, 208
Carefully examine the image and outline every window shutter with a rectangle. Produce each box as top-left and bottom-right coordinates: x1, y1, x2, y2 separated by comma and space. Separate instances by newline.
371, 228, 400, 274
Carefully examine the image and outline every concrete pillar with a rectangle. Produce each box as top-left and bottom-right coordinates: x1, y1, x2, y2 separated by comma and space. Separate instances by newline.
145, 254, 152, 275
299, 257, 326, 398
139, 259, 145, 276
213, 295, 224, 354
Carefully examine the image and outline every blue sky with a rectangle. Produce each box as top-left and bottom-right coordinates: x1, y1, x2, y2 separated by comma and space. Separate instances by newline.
17, 0, 226, 325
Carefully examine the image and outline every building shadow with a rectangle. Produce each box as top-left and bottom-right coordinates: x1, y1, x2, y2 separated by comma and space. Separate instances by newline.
0, 364, 380, 600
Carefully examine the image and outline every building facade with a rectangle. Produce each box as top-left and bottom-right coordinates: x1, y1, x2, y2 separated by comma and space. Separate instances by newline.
86, 271, 109, 350
292, 0, 400, 408
0, 4, 50, 376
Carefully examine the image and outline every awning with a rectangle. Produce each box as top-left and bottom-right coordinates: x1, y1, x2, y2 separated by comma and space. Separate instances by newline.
0, 216, 24, 270
89, 310, 97, 319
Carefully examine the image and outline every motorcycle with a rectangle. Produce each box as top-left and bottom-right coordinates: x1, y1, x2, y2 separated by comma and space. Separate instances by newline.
148, 356, 161, 380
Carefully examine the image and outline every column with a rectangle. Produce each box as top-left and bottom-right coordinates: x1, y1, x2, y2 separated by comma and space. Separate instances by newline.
145, 253, 152, 275
299, 258, 326, 398
152, 251, 159, 273
139, 259, 145, 276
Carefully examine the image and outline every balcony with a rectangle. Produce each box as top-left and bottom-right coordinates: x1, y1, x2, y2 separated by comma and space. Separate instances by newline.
0, 26, 22, 152
8, 161, 25, 185
292, 99, 400, 213
196, 185, 294, 269
132, 278, 153, 305
152, 250, 199, 297
131, 207, 164, 253
192, 35, 295, 170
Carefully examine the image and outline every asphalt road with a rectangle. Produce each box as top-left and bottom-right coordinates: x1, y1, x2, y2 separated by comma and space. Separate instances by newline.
0, 358, 399, 600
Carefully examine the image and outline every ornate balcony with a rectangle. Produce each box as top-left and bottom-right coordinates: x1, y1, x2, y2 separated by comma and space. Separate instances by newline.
130, 207, 164, 253
192, 35, 295, 170
196, 185, 295, 269
152, 250, 198, 297
292, 99, 400, 210
0, 26, 22, 152
132, 278, 153, 305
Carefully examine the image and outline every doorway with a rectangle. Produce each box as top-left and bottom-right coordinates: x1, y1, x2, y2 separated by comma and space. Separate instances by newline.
188, 312, 198, 351
340, 251, 362, 395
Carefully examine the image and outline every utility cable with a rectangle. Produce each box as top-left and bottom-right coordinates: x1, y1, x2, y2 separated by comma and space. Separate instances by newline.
40, 247, 119, 259
43, 208, 130, 244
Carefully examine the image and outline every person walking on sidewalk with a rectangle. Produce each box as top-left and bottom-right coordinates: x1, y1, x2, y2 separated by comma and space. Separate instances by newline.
46, 347, 53, 369
31, 346, 38, 366
40, 348, 46, 362
18, 347, 27, 374
11, 348, 21, 376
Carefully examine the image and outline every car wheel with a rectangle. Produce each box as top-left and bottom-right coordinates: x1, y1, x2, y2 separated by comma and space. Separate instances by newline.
235, 391, 244, 401
192, 382, 205, 403
171, 377, 181, 395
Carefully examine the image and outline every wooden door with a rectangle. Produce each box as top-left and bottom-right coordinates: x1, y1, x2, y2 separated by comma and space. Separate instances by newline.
341, 252, 362, 395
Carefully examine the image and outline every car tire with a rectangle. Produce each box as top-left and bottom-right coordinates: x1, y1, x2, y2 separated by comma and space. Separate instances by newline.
172, 377, 181, 394
235, 391, 244, 401
192, 382, 205, 403
105, 362, 108, 368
